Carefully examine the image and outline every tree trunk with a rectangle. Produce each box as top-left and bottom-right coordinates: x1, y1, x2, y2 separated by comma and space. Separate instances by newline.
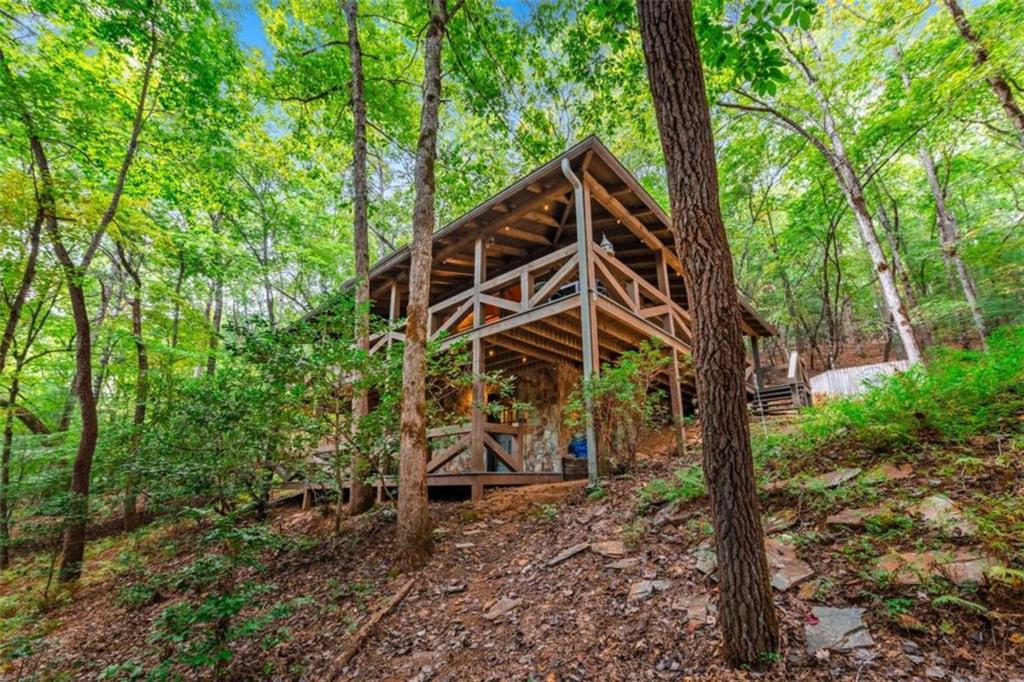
943, 0, 1024, 148
0, 380, 16, 570
116, 244, 148, 531
896, 55, 987, 346
795, 33, 923, 364
397, 0, 450, 571
637, 0, 779, 667
0, 213, 42, 374
207, 214, 224, 376
345, 0, 375, 516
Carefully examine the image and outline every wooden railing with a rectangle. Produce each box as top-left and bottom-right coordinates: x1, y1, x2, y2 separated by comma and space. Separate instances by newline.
426, 422, 526, 474
591, 247, 692, 340
427, 243, 578, 341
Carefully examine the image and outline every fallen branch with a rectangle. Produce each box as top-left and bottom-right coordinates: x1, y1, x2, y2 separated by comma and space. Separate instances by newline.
324, 577, 416, 679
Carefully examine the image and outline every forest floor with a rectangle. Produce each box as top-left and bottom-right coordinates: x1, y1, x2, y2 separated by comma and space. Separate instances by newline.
3, 420, 1024, 681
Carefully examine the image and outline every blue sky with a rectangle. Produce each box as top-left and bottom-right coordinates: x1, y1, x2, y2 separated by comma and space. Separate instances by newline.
232, 0, 533, 59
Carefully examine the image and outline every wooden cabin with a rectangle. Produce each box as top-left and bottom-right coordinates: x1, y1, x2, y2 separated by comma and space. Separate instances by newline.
298, 137, 798, 504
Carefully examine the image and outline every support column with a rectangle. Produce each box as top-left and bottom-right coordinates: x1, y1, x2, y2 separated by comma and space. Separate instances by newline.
562, 159, 599, 486
470, 236, 487, 474
750, 336, 765, 391
656, 250, 687, 456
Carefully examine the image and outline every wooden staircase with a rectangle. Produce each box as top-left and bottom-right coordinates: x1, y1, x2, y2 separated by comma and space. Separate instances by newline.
748, 350, 812, 416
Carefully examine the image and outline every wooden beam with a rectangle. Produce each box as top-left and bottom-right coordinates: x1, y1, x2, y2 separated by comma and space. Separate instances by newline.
497, 225, 551, 246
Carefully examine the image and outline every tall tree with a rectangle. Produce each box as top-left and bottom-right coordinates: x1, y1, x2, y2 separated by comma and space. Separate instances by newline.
345, 0, 374, 516
396, 0, 458, 570
942, 0, 1024, 148
637, 0, 778, 668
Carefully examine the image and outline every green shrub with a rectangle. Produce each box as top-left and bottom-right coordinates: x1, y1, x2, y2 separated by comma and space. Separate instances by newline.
639, 466, 706, 508
799, 326, 1024, 451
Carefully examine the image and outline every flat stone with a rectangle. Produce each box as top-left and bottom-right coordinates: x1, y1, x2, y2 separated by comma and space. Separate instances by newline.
909, 495, 975, 536
693, 544, 718, 575
591, 540, 627, 558
865, 462, 913, 482
607, 558, 640, 570
804, 467, 862, 489
804, 606, 874, 653
546, 542, 589, 566
653, 499, 686, 526
628, 579, 672, 601
876, 549, 997, 585
764, 508, 798, 534
671, 593, 713, 627
826, 506, 888, 527
484, 596, 521, 620
691, 538, 812, 591
765, 537, 814, 591
454, 543, 475, 549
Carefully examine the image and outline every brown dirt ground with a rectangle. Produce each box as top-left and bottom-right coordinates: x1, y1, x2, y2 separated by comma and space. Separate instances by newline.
4, 427, 1024, 681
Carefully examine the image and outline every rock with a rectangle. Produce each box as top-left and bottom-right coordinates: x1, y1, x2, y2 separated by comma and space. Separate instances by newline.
925, 666, 947, 679
671, 593, 713, 627
765, 537, 814, 591
691, 538, 812, 591
804, 606, 874, 654
866, 462, 913, 482
590, 540, 627, 558
454, 542, 475, 549
826, 506, 887, 528
652, 499, 686, 527
484, 597, 521, 620
627, 579, 671, 601
442, 583, 466, 594
606, 558, 640, 570
804, 467, 862, 489
693, 545, 718, 576
546, 543, 589, 566
876, 549, 997, 586
764, 508, 798, 534
909, 495, 976, 536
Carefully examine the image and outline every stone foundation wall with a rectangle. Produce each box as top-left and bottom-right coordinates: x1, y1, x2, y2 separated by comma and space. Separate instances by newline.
514, 362, 580, 473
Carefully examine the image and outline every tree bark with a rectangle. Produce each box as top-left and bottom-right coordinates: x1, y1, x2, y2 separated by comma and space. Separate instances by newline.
637, 0, 779, 667
791, 33, 923, 364
896, 55, 987, 346
207, 213, 224, 376
943, 0, 1024, 148
0, 213, 42, 374
116, 243, 148, 531
0, 379, 17, 570
345, 0, 375, 516
397, 0, 451, 571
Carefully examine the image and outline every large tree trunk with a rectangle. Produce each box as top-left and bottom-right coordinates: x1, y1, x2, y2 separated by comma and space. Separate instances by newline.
637, 0, 779, 667
943, 0, 1024, 148
396, 0, 449, 571
345, 0, 375, 516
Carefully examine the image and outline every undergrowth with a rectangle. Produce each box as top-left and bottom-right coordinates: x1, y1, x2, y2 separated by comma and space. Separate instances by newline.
797, 326, 1024, 452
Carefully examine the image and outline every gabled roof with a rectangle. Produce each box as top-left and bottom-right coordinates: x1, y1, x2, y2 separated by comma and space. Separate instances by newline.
328, 135, 774, 337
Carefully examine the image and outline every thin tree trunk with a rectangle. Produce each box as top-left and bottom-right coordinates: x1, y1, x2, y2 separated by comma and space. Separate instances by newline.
0, 379, 16, 570
207, 213, 224, 376
346, 0, 375, 516
170, 256, 185, 348
0, 213, 42, 374
397, 0, 451, 571
943, 0, 1024, 148
896, 54, 987, 346
793, 33, 923, 364
637, 0, 779, 667
116, 244, 148, 531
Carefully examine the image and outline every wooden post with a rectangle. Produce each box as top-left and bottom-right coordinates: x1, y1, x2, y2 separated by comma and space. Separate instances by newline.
302, 485, 312, 510
656, 250, 686, 456
562, 159, 599, 486
750, 336, 765, 391
470, 236, 487, 474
